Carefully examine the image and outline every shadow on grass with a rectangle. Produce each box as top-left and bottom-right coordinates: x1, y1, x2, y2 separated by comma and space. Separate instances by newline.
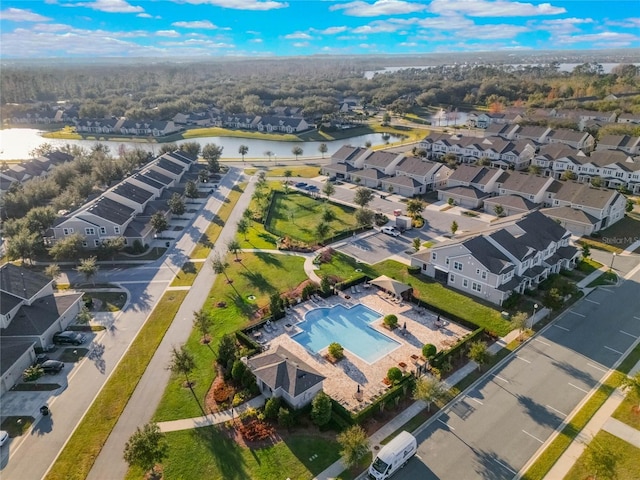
280, 433, 342, 477
239, 270, 276, 294
228, 291, 258, 318
255, 252, 283, 268
190, 425, 249, 480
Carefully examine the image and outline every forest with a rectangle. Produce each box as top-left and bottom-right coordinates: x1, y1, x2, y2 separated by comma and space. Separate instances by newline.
2, 56, 639, 125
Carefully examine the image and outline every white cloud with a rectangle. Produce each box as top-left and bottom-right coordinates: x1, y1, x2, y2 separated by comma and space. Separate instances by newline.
292, 41, 309, 47
458, 23, 529, 39
172, 20, 218, 29
71, 0, 144, 13
249, 38, 263, 43
417, 15, 473, 30
353, 20, 405, 34
284, 32, 312, 39
316, 26, 348, 35
157, 30, 181, 37
137, 12, 161, 19
178, 0, 287, 11
429, 0, 566, 17
605, 18, 640, 29
0, 7, 52, 22
555, 31, 639, 44
399, 41, 417, 46
330, 0, 426, 17
246, 30, 261, 35
33, 23, 72, 32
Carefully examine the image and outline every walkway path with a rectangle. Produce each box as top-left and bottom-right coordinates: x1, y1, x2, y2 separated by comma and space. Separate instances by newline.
240, 247, 322, 284
86, 170, 257, 480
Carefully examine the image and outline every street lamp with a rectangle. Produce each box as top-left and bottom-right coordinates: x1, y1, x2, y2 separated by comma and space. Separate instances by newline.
153, 234, 158, 257
610, 252, 617, 270
531, 303, 538, 329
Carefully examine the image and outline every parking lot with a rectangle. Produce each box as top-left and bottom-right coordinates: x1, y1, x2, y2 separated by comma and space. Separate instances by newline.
336, 230, 415, 265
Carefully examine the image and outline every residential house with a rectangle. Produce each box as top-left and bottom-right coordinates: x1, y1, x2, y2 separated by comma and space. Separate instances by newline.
74, 118, 119, 134
513, 125, 552, 143
0, 264, 83, 395
484, 123, 519, 140
544, 181, 627, 234
579, 150, 640, 191
245, 346, 325, 409
380, 157, 451, 196
617, 113, 640, 124
256, 116, 310, 133
484, 195, 539, 217
596, 135, 640, 155
321, 145, 369, 179
410, 211, 577, 305
531, 144, 584, 176
547, 129, 594, 152
438, 165, 505, 209
497, 172, 556, 204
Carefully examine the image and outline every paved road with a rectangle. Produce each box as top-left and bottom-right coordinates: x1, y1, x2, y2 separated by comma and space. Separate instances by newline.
397, 256, 640, 479
0, 168, 244, 479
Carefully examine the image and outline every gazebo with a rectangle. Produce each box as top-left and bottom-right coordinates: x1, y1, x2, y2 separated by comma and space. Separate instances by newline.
369, 275, 412, 299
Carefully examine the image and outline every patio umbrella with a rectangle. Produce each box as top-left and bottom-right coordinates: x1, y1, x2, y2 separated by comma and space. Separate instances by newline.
369, 275, 412, 297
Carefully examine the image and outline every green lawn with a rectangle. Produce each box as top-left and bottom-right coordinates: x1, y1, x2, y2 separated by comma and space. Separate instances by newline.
317, 251, 378, 282
170, 261, 204, 287
564, 431, 640, 480
612, 388, 640, 430
126, 428, 341, 480
576, 258, 604, 274
374, 260, 511, 336
267, 192, 358, 243
238, 221, 280, 249
182, 126, 300, 142
587, 270, 618, 287
88, 291, 127, 312
266, 166, 322, 178
45, 291, 188, 480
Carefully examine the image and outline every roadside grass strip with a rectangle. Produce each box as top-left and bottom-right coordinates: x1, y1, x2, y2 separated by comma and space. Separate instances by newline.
191, 183, 246, 259
44, 290, 189, 480
522, 344, 640, 480
170, 261, 204, 287
563, 431, 640, 480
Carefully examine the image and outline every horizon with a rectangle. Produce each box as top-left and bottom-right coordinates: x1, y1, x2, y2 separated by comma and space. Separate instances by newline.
0, 0, 639, 59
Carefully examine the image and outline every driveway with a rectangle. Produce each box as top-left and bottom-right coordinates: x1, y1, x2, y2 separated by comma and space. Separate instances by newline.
397, 257, 640, 479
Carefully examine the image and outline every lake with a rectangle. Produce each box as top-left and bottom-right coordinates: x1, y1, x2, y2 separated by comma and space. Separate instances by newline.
0, 128, 394, 161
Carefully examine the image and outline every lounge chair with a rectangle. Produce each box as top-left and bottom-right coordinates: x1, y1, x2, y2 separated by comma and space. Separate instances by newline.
263, 322, 272, 333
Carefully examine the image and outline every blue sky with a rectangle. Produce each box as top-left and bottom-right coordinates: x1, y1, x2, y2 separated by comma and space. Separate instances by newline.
0, 0, 638, 58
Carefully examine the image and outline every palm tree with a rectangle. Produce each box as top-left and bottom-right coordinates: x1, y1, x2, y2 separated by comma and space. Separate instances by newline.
406, 199, 425, 219
264, 150, 273, 161
227, 238, 242, 262
211, 254, 231, 283
237, 218, 249, 241
322, 207, 336, 224
316, 222, 331, 245
76, 256, 99, 286
283, 169, 293, 194
238, 144, 248, 162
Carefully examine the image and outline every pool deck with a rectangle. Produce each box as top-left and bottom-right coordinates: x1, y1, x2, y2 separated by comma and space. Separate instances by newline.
252, 288, 471, 412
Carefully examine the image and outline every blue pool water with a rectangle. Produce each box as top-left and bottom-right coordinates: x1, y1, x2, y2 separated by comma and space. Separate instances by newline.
292, 304, 401, 364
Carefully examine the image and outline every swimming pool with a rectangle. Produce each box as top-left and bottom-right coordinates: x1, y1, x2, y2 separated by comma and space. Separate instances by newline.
292, 304, 401, 364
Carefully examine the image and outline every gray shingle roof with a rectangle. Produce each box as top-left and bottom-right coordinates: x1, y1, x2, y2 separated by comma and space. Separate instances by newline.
542, 206, 599, 225
484, 195, 538, 211
83, 197, 135, 226
131, 172, 164, 190
1, 290, 25, 314
0, 264, 51, 300
500, 172, 551, 195
1, 293, 82, 336
553, 182, 620, 209
155, 158, 184, 175
331, 145, 367, 163
363, 150, 399, 168
488, 229, 535, 261
395, 157, 438, 177
515, 211, 569, 250
439, 185, 489, 199
247, 346, 325, 398
463, 236, 514, 275
0, 338, 35, 377
142, 169, 173, 186
111, 182, 154, 204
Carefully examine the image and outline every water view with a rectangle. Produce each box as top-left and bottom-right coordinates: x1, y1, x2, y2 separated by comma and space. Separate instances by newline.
0, 128, 392, 161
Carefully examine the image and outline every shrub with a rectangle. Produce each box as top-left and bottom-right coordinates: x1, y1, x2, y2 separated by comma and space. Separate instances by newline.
311, 391, 332, 426
422, 343, 437, 359
301, 283, 317, 300
383, 314, 398, 329
328, 342, 344, 360
278, 407, 295, 430
213, 381, 235, 403
387, 367, 403, 385
407, 265, 421, 274
23, 365, 44, 382
264, 396, 281, 420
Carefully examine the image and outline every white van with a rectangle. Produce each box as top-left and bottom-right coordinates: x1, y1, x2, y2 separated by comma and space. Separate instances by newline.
368, 431, 417, 479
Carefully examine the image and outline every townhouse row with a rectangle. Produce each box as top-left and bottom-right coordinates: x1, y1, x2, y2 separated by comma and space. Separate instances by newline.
46, 150, 199, 249
411, 211, 579, 306
439, 164, 627, 236
0, 151, 74, 193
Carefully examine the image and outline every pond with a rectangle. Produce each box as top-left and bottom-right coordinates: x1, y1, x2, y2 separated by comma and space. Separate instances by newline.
0, 128, 395, 161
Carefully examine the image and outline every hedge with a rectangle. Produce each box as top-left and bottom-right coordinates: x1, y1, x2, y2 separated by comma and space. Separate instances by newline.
410, 294, 480, 332
331, 374, 416, 426
430, 327, 485, 369
335, 274, 369, 291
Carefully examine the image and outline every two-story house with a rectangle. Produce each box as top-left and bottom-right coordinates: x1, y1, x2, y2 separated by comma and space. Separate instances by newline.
321, 145, 370, 180
0, 264, 83, 395
547, 129, 595, 152
410, 211, 577, 305
355, 151, 405, 188
596, 135, 640, 155
380, 157, 451, 196
438, 165, 506, 209
543, 181, 627, 235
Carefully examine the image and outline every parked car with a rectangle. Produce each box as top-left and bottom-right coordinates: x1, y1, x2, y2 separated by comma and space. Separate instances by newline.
0, 430, 9, 447
41, 360, 64, 374
294, 182, 307, 188
52, 331, 85, 346
381, 226, 401, 237
34, 354, 50, 365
